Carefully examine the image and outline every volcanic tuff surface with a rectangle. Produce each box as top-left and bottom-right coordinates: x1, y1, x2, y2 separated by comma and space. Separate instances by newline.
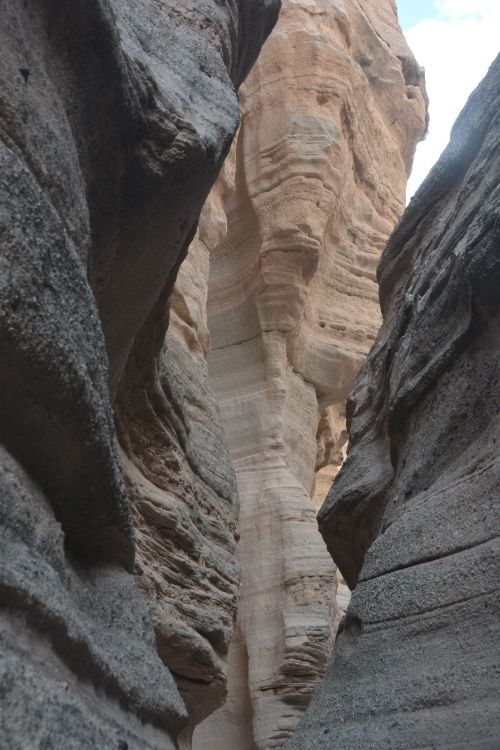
193, 0, 427, 747
0, 0, 278, 747
115, 155, 241, 747
286, 52, 500, 750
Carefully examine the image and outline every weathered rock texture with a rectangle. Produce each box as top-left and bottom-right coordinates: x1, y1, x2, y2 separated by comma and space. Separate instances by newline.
286, 52, 500, 750
114, 156, 243, 748
194, 1, 428, 747
0, 0, 279, 747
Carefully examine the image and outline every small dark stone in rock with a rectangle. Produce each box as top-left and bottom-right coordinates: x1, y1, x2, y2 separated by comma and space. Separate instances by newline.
117, 740, 128, 750
404, 485, 413, 497
19, 67, 30, 83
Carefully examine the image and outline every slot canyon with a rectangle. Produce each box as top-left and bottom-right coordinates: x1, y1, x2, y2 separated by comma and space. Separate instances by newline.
0, 1, 498, 749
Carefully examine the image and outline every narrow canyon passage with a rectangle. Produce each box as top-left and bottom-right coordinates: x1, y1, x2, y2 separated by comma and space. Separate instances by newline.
4, 0, 498, 748
191, 1, 428, 745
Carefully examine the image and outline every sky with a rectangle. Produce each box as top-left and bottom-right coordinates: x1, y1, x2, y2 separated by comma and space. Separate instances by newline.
396, 0, 500, 199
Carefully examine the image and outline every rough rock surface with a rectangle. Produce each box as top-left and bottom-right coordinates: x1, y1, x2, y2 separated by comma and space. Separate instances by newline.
194, 1, 427, 747
114, 156, 242, 747
286, 53, 500, 750
0, 446, 185, 750
0, 0, 279, 746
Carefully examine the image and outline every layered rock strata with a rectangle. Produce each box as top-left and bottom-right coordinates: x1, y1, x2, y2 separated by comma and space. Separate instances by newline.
115, 156, 242, 748
0, 0, 279, 747
194, 1, 428, 747
286, 53, 500, 749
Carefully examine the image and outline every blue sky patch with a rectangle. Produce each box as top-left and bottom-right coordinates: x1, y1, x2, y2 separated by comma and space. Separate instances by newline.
397, 0, 438, 30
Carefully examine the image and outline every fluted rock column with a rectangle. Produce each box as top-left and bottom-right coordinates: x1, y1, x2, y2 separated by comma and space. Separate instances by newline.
194, 1, 428, 747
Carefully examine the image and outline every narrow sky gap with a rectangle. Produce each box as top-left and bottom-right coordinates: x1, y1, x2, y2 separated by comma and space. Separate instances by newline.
397, 0, 500, 200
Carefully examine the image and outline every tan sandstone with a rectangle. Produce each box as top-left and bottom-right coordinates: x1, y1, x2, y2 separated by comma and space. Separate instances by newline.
194, 0, 427, 747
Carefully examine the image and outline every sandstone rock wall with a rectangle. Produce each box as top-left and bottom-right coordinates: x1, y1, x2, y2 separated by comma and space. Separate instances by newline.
286, 52, 500, 750
0, 1, 279, 747
194, 1, 428, 747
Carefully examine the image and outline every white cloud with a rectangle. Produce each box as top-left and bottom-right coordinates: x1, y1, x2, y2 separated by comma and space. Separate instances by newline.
435, 0, 500, 20
405, 0, 500, 199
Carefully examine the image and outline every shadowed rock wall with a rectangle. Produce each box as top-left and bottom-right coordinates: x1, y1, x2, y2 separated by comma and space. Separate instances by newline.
286, 52, 500, 750
194, 1, 428, 747
114, 155, 242, 748
0, 1, 279, 747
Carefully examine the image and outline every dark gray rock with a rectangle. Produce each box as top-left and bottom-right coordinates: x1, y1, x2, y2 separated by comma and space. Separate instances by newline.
0, 0, 279, 746
115, 323, 242, 741
286, 54, 500, 749
0, 445, 185, 749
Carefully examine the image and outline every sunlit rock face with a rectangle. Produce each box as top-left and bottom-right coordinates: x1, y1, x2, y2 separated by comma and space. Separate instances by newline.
193, 1, 428, 747
287, 53, 500, 750
0, 1, 279, 747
